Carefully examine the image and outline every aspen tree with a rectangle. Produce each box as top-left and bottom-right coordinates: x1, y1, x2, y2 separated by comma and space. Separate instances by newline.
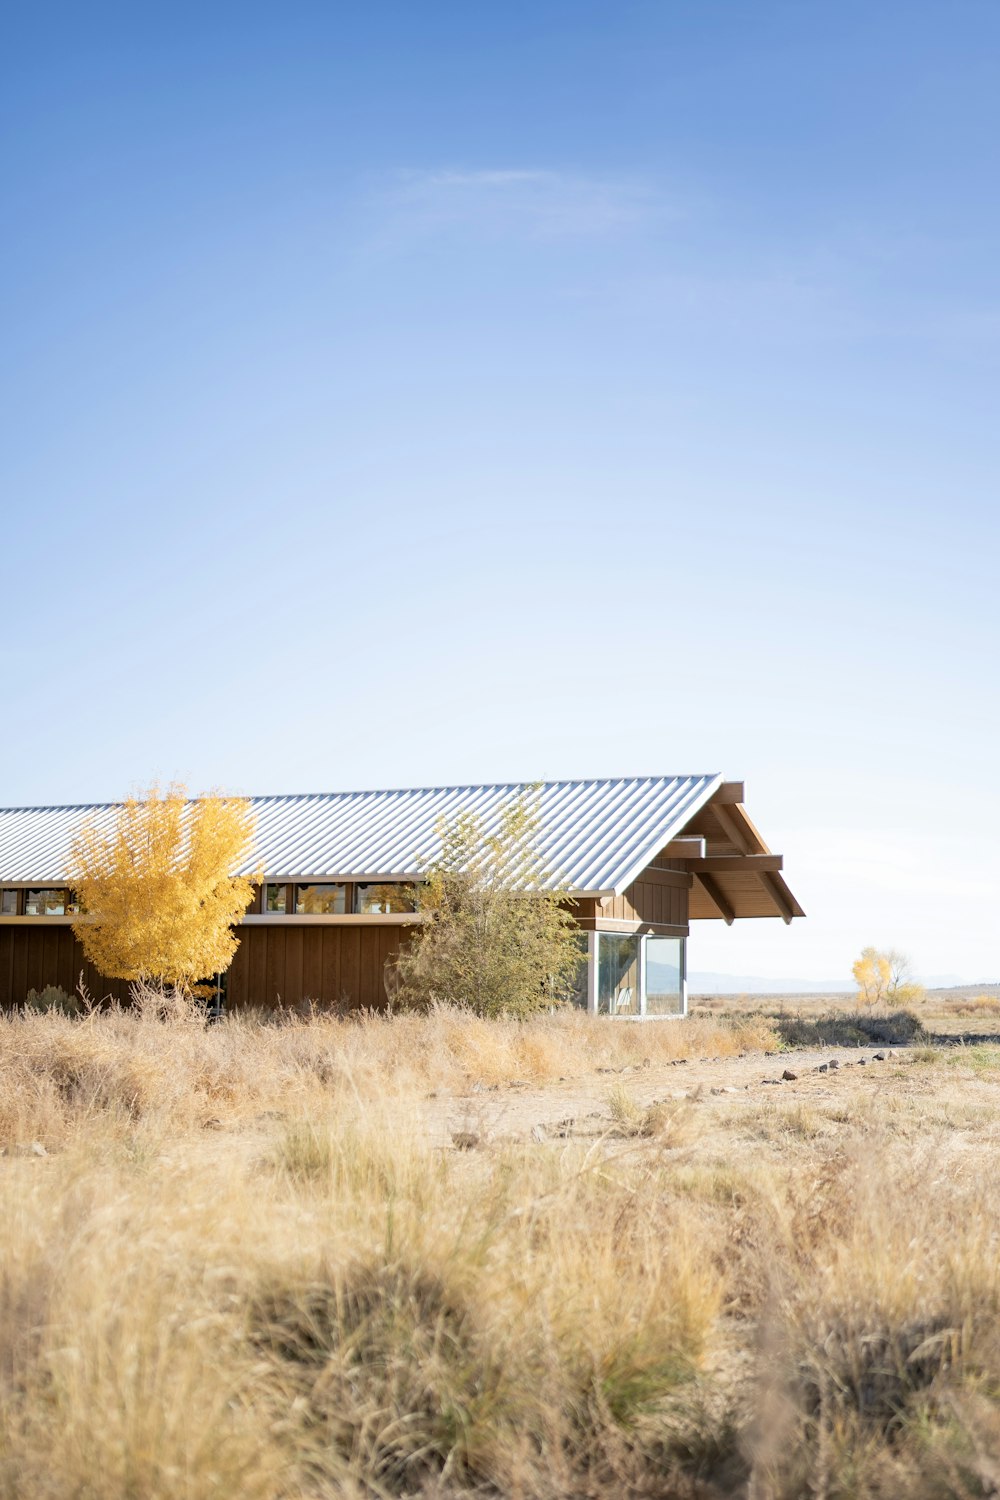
68, 783, 257, 994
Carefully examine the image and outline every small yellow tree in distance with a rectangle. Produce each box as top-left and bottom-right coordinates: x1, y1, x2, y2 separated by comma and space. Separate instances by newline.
68, 783, 257, 995
852, 946, 925, 1008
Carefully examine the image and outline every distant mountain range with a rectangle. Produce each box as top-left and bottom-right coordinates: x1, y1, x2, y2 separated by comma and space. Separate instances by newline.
688, 970, 968, 995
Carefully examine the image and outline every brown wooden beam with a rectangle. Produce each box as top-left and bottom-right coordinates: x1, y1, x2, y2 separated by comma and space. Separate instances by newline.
708, 801, 754, 854
762, 871, 796, 925
712, 781, 745, 804
660, 836, 707, 858
695, 872, 735, 925
684, 854, 784, 873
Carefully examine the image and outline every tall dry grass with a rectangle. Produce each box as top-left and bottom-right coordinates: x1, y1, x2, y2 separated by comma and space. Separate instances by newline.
3, 1008, 1000, 1496
0, 1001, 776, 1146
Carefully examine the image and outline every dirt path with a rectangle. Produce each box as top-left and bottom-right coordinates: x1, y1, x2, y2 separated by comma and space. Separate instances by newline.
422, 1041, 914, 1148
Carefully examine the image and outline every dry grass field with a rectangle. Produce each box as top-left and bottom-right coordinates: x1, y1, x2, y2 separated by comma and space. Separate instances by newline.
3, 997, 1000, 1498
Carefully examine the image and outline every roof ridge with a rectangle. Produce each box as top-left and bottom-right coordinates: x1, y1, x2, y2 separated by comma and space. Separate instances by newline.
0, 774, 723, 815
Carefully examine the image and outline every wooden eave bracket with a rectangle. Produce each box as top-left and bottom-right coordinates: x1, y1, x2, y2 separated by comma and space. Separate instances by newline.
762, 871, 797, 924
695, 872, 735, 925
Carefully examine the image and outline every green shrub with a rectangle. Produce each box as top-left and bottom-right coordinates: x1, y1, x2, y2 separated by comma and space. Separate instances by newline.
23, 985, 80, 1017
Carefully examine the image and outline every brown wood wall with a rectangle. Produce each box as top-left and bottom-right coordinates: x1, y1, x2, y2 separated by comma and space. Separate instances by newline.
226, 924, 415, 1011
601, 876, 689, 928
0, 926, 132, 1008
0, 865, 690, 1012
0, 922, 415, 1012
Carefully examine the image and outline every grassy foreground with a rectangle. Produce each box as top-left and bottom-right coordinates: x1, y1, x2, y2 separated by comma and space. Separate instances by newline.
3, 1005, 1000, 1497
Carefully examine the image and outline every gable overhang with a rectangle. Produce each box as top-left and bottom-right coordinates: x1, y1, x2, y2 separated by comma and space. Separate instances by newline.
650, 787, 805, 925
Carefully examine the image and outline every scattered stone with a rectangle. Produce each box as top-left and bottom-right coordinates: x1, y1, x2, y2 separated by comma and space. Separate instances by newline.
816, 1064, 829, 1073
762, 1078, 782, 1086
554, 1117, 576, 1136
641, 1058, 651, 1069
509, 1080, 528, 1089
724, 1086, 741, 1094
828, 1060, 840, 1070
530, 1124, 547, 1143
451, 1131, 481, 1151
858, 1059, 868, 1066
201, 1118, 223, 1131
873, 1053, 886, 1062
597, 1067, 614, 1074
781, 1069, 798, 1082
710, 1086, 724, 1095
472, 1081, 485, 1093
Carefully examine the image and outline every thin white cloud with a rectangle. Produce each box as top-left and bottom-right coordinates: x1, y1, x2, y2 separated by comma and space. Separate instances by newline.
371, 167, 661, 243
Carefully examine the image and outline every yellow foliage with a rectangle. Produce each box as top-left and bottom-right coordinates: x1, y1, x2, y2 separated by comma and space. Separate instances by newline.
68, 783, 258, 992
852, 945, 925, 1008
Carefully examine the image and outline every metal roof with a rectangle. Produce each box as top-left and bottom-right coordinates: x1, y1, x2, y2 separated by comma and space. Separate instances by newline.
0, 775, 724, 895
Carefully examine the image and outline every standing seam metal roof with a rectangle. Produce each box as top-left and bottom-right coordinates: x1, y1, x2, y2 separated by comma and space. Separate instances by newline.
0, 775, 723, 894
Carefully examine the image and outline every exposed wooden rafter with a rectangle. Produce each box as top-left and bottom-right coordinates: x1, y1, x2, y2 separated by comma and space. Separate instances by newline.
762, 871, 796, 925
708, 800, 754, 854
695, 872, 735, 925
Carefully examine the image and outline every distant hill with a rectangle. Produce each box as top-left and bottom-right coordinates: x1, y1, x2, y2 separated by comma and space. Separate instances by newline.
688, 970, 968, 996
688, 972, 848, 995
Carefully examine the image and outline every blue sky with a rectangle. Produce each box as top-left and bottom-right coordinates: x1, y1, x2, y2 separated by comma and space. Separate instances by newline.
2, 2, 998, 983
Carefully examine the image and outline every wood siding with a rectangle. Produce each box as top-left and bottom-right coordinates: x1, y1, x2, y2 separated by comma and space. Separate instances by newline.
224, 923, 415, 1011
597, 872, 690, 930
0, 925, 132, 1007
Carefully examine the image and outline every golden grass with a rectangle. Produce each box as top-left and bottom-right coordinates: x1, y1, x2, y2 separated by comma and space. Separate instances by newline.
0, 1002, 777, 1146
5, 1006, 1000, 1496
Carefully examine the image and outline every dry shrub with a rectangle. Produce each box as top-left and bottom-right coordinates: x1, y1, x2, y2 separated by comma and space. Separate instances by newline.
772, 1007, 924, 1049
745, 1142, 1000, 1498
253, 1258, 506, 1491
607, 1083, 698, 1145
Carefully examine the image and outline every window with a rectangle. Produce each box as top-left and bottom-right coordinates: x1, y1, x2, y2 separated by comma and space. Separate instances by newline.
1, 890, 18, 915
645, 935, 684, 1015
353, 882, 416, 915
264, 883, 289, 914
295, 883, 347, 915
597, 933, 640, 1015
24, 888, 69, 916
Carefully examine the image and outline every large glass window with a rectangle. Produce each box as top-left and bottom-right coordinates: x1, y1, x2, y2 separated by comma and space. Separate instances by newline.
597, 933, 641, 1015
24, 888, 69, 916
354, 882, 417, 915
1, 890, 18, 915
645, 935, 684, 1015
264, 883, 289, 914
295, 883, 347, 915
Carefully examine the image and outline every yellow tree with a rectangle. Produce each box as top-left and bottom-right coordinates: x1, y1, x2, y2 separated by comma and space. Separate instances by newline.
852, 946, 924, 1008
68, 783, 257, 994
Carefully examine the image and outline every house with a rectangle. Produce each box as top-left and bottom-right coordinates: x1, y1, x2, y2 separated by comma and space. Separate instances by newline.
0, 775, 803, 1016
